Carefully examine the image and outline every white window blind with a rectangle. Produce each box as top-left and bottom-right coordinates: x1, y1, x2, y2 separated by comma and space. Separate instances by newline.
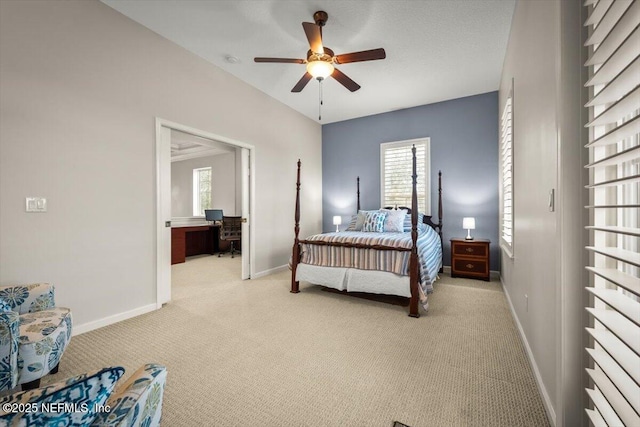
193, 167, 212, 216
584, 1, 640, 426
501, 90, 514, 255
380, 139, 430, 214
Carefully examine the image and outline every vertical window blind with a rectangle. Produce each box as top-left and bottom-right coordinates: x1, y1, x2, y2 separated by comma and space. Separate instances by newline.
380, 139, 430, 213
501, 91, 514, 254
584, 1, 640, 426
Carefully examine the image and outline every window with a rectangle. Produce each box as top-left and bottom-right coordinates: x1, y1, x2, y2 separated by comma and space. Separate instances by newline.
193, 167, 212, 216
500, 88, 514, 256
584, 1, 640, 426
380, 138, 430, 214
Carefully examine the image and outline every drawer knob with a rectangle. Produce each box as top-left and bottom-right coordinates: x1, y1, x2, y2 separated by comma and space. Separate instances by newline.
466, 247, 474, 253
466, 263, 474, 269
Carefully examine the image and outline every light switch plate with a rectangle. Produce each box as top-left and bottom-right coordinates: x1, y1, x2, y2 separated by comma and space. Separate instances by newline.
26, 197, 47, 212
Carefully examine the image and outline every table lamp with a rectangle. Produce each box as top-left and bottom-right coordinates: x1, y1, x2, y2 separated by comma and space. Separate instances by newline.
333, 215, 342, 232
463, 217, 475, 240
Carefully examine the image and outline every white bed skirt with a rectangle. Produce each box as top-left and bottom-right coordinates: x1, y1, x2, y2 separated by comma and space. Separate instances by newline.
296, 263, 411, 298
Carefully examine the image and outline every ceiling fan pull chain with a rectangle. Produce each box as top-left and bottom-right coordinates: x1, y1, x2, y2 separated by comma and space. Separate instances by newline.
318, 78, 323, 121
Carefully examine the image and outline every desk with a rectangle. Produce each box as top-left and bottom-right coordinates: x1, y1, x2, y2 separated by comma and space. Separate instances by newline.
171, 225, 219, 265
171, 225, 241, 264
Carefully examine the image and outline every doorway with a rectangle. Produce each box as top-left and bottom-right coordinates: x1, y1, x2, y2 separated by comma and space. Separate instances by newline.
155, 118, 255, 307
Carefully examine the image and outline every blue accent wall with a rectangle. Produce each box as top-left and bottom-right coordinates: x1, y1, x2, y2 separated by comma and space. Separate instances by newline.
322, 91, 499, 270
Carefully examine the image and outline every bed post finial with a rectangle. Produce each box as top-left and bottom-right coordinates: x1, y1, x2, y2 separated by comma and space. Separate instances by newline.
357, 176, 361, 212
409, 145, 420, 318
291, 159, 302, 293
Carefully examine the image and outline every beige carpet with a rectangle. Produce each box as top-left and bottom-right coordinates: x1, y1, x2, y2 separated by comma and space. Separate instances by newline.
47, 255, 550, 426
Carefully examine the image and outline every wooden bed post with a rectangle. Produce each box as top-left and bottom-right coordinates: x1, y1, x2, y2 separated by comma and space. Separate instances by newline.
356, 176, 361, 212
438, 170, 444, 273
291, 159, 301, 293
438, 170, 443, 239
409, 145, 420, 318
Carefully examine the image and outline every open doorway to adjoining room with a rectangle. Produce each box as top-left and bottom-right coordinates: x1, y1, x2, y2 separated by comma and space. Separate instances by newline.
155, 118, 254, 307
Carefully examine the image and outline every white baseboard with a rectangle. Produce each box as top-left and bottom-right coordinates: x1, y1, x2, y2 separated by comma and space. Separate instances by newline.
253, 264, 288, 279
73, 303, 158, 336
500, 277, 556, 427
441, 265, 500, 280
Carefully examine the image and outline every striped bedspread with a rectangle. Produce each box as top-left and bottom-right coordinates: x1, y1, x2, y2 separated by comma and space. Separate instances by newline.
300, 226, 442, 293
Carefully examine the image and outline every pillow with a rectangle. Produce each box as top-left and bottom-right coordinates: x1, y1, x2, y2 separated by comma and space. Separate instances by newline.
0, 366, 125, 425
380, 209, 407, 232
403, 212, 428, 233
362, 211, 387, 232
346, 210, 377, 231
345, 214, 358, 231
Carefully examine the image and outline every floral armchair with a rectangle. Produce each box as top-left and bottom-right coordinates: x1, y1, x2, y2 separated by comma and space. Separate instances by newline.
0, 283, 72, 391
0, 364, 167, 426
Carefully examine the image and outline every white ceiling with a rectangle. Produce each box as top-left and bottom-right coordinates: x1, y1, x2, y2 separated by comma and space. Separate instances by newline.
102, 0, 516, 124
171, 129, 235, 162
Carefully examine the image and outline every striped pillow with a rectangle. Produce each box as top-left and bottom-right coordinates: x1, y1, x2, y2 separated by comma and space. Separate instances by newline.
403, 212, 428, 232
345, 214, 359, 231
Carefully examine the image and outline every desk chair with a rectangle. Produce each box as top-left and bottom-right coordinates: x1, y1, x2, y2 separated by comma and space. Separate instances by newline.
219, 216, 242, 258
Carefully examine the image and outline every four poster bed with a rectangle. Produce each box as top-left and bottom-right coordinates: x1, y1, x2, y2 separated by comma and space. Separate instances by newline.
290, 145, 443, 318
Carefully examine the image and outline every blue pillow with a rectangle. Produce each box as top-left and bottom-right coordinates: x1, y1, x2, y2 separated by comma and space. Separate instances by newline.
403, 212, 428, 233
362, 211, 387, 232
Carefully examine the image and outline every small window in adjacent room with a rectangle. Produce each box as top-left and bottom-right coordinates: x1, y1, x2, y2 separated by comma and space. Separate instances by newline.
380, 138, 430, 214
193, 167, 212, 216
500, 88, 514, 256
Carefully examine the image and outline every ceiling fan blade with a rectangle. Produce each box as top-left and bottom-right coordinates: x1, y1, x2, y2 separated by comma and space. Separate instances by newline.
302, 22, 324, 54
334, 48, 386, 64
332, 68, 361, 92
292, 72, 313, 92
254, 57, 305, 64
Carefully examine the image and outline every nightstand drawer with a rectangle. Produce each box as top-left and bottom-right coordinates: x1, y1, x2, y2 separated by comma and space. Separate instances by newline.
452, 242, 488, 258
452, 258, 488, 276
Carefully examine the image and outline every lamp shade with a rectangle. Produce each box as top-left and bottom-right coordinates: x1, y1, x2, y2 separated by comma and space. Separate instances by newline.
462, 217, 476, 230
307, 60, 334, 79
333, 216, 342, 226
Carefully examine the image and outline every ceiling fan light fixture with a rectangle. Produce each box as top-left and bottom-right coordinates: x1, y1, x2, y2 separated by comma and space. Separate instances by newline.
306, 60, 334, 79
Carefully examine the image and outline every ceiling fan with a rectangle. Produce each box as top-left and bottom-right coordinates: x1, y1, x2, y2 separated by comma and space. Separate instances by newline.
254, 11, 386, 93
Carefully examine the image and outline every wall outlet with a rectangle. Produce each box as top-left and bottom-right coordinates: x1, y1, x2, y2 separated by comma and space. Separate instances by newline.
525, 294, 528, 312
26, 197, 47, 212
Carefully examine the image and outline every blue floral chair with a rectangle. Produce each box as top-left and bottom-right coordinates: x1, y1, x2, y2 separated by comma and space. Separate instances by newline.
0, 283, 72, 391
0, 364, 167, 426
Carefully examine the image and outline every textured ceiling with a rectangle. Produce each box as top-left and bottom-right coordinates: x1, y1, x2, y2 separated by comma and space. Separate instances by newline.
170, 130, 234, 162
102, 0, 515, 124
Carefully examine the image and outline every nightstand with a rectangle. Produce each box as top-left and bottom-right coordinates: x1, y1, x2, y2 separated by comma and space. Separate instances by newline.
450, 238, 490, 281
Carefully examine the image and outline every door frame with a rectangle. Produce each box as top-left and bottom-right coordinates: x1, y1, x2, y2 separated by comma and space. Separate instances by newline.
155, 117, 255, 308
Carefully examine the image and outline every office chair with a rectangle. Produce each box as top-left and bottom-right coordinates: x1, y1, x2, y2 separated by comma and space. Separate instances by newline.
219, 216, 242, 258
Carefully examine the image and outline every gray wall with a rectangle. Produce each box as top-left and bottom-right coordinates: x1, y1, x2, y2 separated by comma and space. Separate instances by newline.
322, 92, 499, 270
171, 153, 238, 218
500, 1, 587, 425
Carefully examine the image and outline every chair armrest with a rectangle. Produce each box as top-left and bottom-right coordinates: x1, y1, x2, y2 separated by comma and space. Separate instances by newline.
0, 311, 20, 392
0, 283, 55, 314
92, 364, 167, 427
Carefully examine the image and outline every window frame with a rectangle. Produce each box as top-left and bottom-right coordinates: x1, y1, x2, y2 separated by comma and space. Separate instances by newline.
500, 83, 514, 258
379, 138, 431, 215
192, 166, 212, 217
